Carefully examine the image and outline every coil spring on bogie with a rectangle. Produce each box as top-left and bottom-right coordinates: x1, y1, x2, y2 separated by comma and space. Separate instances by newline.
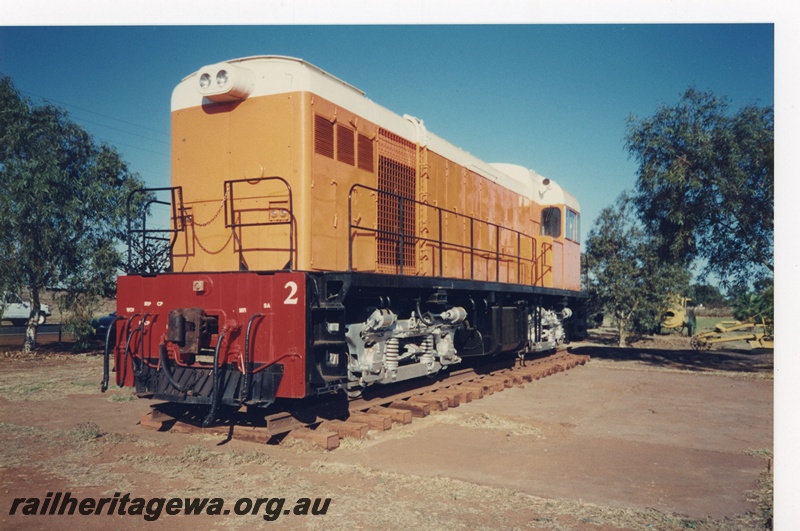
385, 338, 399, 371
420, 335, 436, 366
423, 335, 434, 354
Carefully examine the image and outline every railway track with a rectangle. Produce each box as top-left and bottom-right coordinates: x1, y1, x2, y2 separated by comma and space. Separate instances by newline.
139, 350, 589, 450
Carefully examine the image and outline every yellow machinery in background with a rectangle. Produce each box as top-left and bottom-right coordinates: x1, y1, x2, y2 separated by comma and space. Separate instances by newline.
690, 317, 774, 351
661, 296, 696, 336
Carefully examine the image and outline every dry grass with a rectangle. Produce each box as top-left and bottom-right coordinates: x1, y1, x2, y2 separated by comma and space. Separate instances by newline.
0, 354, 103, 401
745, 449, 774, 529
0, 421, 135, 489
308, 461, 766, 530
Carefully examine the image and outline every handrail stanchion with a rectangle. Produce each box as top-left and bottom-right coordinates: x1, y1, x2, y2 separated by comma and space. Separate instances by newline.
469, 219, 474, 280
496, 225, 500, 282
438, 208, 443, 277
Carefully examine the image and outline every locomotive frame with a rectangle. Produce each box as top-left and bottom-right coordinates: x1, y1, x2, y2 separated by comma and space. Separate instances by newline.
103, 56, 587, 419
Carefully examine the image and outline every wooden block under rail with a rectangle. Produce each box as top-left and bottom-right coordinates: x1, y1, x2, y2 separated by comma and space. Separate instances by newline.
286, 427, 340, 450
367, 406, 412, 424
348, 411, 392, 431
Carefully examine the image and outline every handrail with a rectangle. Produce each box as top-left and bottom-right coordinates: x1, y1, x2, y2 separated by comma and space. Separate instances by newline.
535, 241, 553, 285
126, 186, 185, 274
347, 183, 541, 284
224, 176, 294, 271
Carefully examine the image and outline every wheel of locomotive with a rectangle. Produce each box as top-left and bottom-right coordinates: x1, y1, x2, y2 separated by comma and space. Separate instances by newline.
343, 382, 363, 399
690, 334, 712, 351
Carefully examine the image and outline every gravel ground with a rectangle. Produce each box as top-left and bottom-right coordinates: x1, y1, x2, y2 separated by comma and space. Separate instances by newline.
0, 335, 774, 530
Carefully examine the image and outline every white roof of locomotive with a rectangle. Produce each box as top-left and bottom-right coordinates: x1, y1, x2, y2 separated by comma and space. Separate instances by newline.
172, 55, 579, 212
488, 163, 579, 211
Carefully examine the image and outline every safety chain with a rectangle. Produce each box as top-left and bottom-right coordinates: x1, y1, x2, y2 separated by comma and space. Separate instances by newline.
191, 187, 230, 227
193, 229, 234, 255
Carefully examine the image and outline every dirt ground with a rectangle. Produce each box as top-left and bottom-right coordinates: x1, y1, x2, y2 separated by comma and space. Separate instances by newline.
0, 333, 773, 530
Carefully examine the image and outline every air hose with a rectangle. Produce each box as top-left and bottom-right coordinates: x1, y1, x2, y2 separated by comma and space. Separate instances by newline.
202, 332, 226, 427
101, 316, 123, 392
240, 313, 262, 405
159, 343, 188, 392
119, 314, 140, 387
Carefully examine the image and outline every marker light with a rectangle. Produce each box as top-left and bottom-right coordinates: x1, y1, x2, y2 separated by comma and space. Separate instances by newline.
196, 62, 254, 103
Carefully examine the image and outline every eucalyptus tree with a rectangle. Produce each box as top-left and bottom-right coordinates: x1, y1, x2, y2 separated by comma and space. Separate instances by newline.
584, 194, 690, 346
626, 88, 773, 289
0, 76, 146, 352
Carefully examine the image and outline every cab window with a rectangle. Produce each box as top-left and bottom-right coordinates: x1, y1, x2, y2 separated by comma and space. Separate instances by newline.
541, 207, 561, 238
566, 208, 580, 242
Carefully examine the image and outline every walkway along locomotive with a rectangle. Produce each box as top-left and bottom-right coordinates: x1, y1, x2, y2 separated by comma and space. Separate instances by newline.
102, 56, 587, 423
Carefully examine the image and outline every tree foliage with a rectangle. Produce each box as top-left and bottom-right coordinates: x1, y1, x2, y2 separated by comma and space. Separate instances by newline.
729, 279, 774, 323
688, 283, 727, 308
731, 291, 771, 323
584, 194, 691, 346
625, 88, 773, 289
0, 76, 146, 352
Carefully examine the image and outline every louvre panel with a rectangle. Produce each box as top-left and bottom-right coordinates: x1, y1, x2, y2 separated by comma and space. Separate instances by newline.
357, 133, 374, 172
377, 129, 417, 272
314, 114, 334, 158
337, 124, 355, 166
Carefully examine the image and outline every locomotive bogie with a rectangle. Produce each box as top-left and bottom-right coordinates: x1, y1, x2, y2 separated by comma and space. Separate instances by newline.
344, 306, 466, 387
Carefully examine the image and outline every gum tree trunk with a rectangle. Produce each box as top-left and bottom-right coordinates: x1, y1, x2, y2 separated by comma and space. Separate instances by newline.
22, 288, 40, 354
617, 317, 628, 347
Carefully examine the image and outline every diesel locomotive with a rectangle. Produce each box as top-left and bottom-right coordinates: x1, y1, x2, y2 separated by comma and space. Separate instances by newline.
103, 56, 587, 420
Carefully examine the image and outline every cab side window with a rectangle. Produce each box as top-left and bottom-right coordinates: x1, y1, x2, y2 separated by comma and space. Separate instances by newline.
541, 207, 561, 238
566, 208, 580, 242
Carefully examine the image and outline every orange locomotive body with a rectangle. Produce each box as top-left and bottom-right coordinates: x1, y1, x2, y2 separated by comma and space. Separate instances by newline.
105, 56, 586, 417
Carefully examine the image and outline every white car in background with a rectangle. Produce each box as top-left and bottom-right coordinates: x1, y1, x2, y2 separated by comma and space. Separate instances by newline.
1, 293, 50, 326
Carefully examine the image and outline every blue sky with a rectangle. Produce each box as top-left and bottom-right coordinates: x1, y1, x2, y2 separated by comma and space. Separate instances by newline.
0, 24, 774, 244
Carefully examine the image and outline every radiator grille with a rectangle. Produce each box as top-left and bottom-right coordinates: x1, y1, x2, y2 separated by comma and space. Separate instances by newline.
377, 129, 416, 272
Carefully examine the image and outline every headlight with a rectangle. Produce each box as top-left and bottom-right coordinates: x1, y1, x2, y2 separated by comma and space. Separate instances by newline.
216, 69, 229, 87
196, 62, 254, 103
